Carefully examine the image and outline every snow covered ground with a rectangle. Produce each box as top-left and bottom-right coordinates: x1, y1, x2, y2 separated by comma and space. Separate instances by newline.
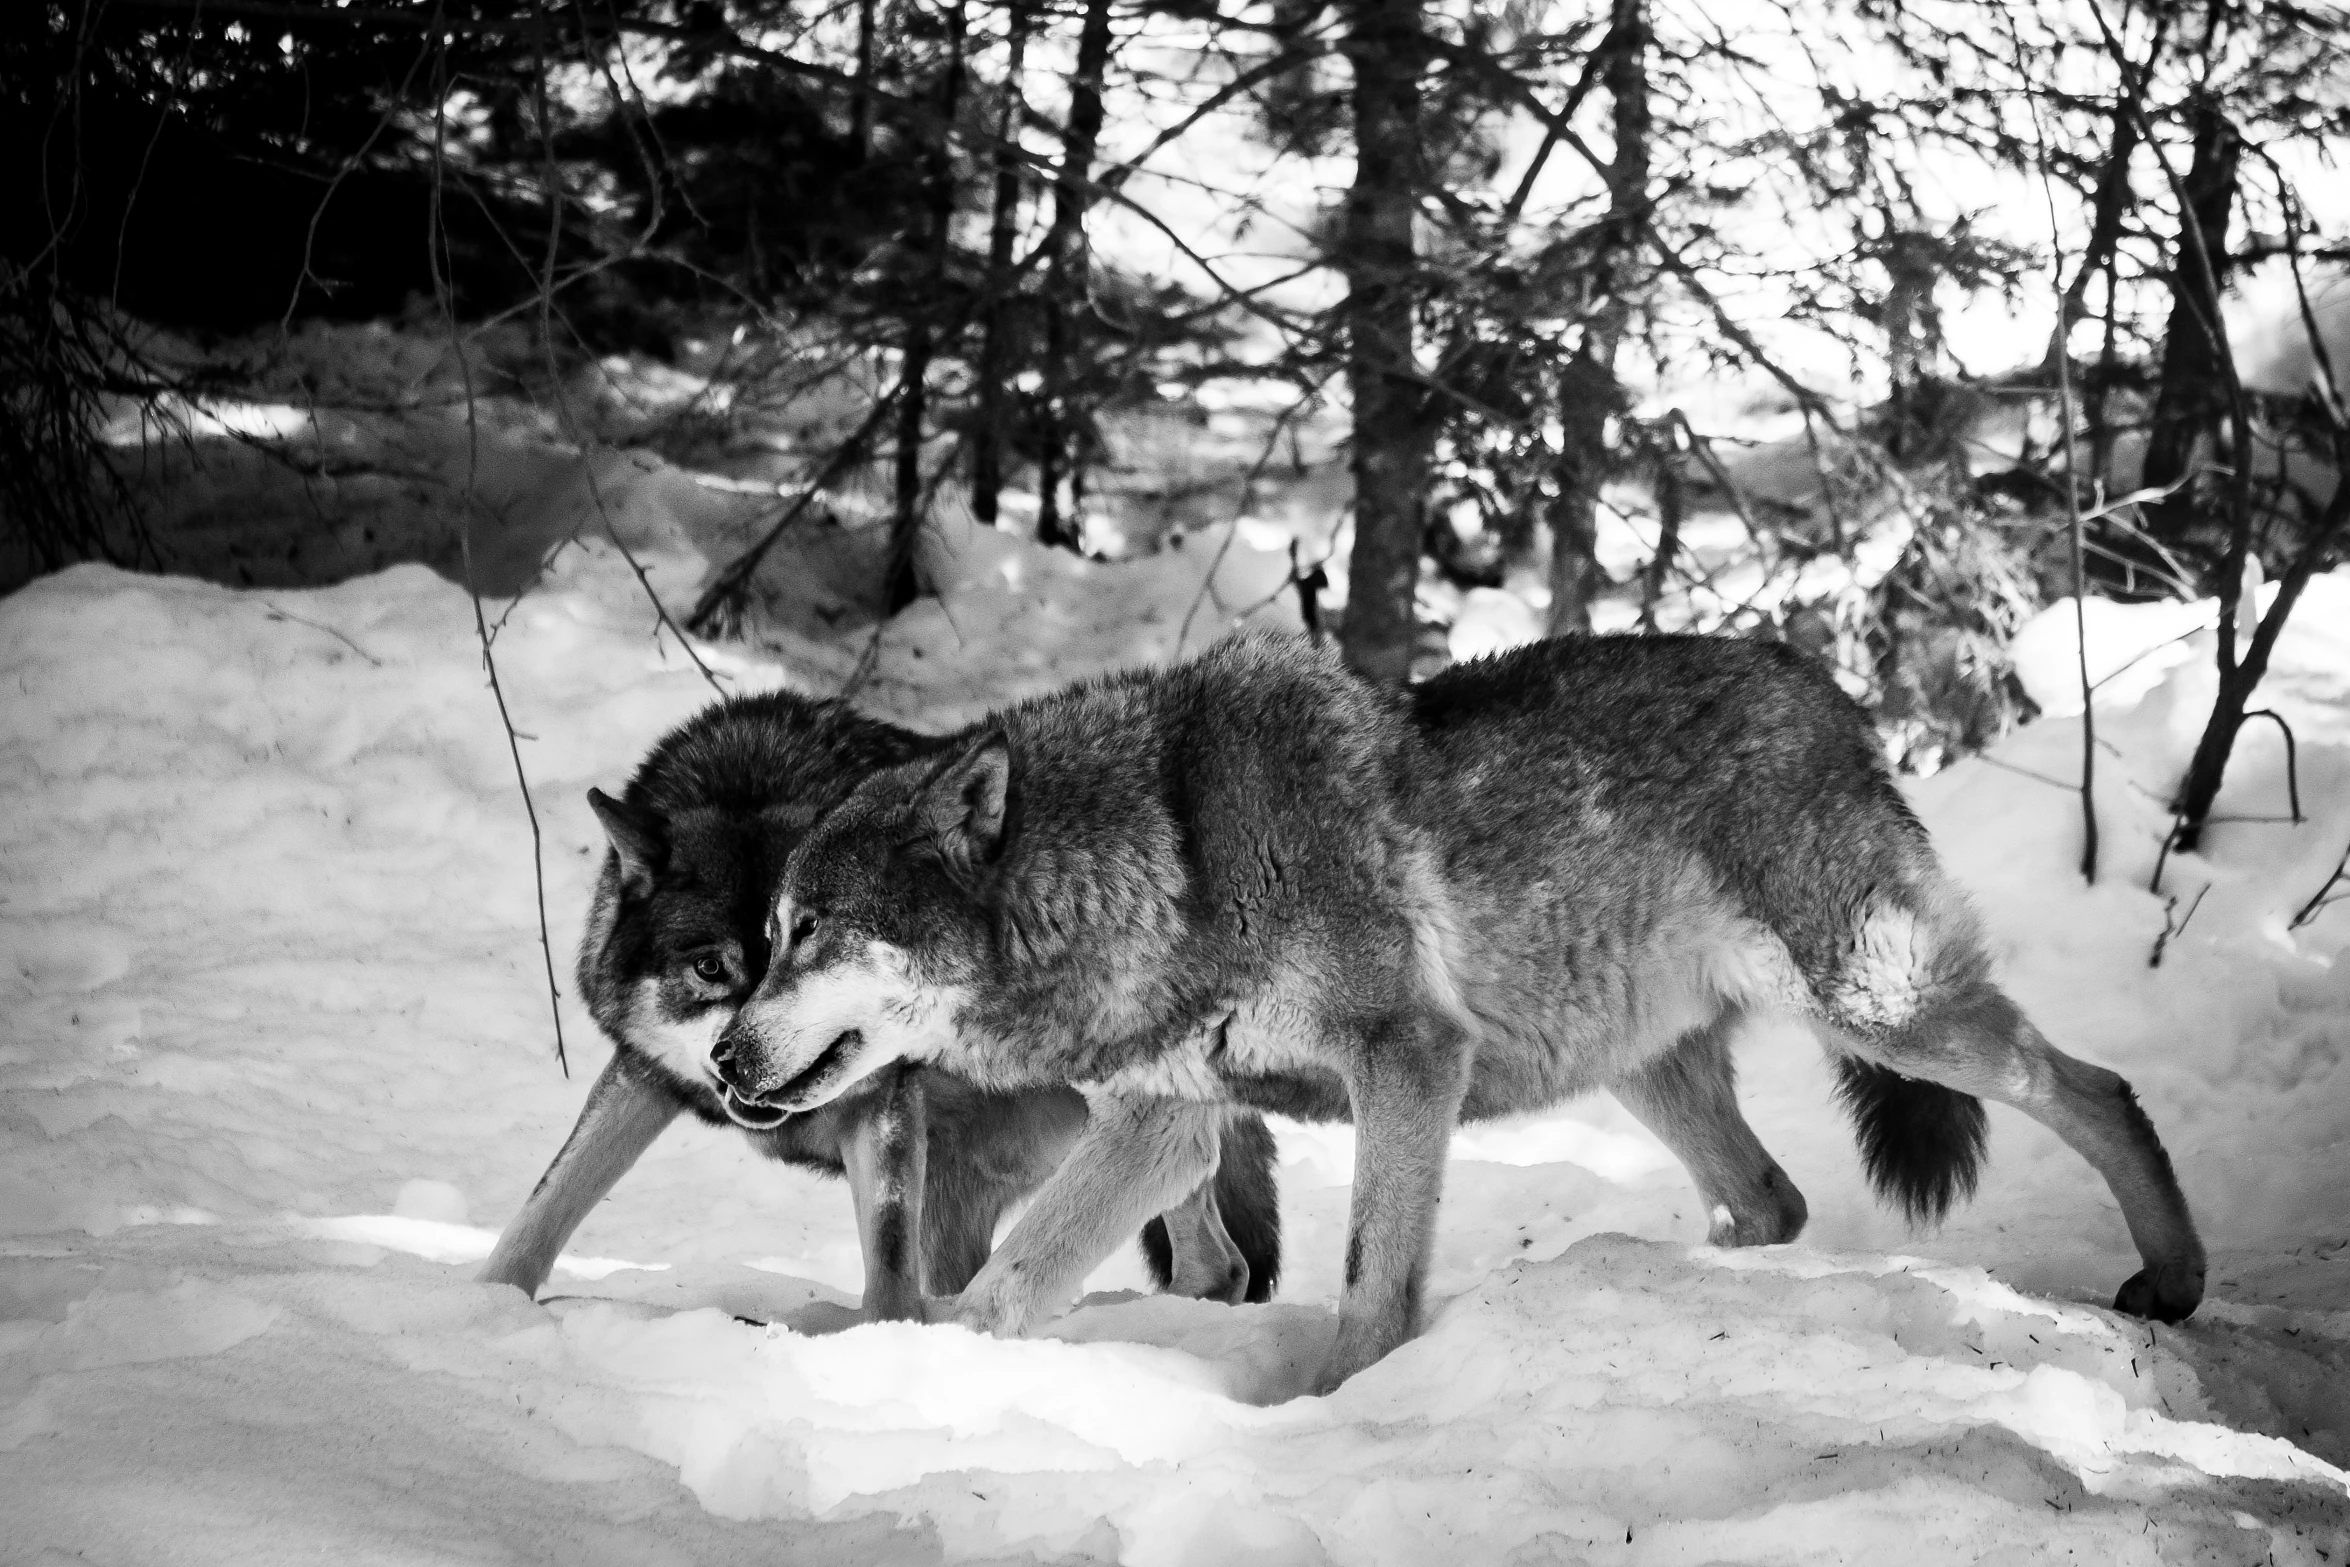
4, 536, 2349, 1564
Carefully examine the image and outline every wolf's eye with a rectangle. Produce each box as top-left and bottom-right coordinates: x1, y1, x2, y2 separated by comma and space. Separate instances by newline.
789, 911, 818, 947
690, 953, 729, 985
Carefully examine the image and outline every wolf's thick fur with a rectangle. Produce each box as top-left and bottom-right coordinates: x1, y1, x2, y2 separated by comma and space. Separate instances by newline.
720, 633, 2207, 1389
478, 691, 1281, 1314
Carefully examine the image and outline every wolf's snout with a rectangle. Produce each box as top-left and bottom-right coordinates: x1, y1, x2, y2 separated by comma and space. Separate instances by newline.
711, 1017, 796, 1128
710, 1019, 763, 1100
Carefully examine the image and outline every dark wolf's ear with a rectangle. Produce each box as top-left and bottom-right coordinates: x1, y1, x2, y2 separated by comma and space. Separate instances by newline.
587, 788, 665, 898
916, 731, 1011, 872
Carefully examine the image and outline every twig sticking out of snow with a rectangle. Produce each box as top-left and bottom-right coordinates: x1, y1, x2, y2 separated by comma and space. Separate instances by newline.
2289, 841, 2350, 932
2239, 710, 2304, 825
2148, 884, 2209, 969
2148, 817, 2182, 899
427, 63, 569, 1079
2003, 2, 2100, 884
261, 605, 383, 668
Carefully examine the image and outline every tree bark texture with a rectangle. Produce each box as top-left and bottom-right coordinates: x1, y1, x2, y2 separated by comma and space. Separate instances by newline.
885, 0, 966, 614
2055, 9, 2164, 370
1334, 0, 1428, 685
2141, 100, 2242, 561
1033, 0, 1115, 552
1546, 0, 1647, 635
852, 0, 877, 163
971, 0, 1031, 529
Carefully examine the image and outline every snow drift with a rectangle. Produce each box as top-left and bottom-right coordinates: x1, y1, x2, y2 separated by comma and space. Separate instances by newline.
2, 541, 2347, 1564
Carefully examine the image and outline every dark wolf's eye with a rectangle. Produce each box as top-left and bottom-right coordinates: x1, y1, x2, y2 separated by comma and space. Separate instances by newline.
690, 953, 729, 985
789, 910, 818, 947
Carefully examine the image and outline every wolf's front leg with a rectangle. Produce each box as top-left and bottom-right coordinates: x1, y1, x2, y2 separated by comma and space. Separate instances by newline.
840, 1063, 930, 1322
944, 1091, 1224, 1337
480, 1055, 680, 1297
1318, 1016, 1472, 1393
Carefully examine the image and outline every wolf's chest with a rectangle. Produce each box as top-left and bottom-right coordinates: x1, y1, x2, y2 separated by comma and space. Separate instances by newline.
1094, 997, 1323, 1101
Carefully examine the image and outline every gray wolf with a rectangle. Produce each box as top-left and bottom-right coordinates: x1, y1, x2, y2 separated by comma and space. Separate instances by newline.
713, 632, 2206, 1390
477, 691, 1281, 1318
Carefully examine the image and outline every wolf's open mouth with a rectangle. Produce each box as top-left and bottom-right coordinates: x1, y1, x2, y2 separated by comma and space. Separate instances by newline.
719, 1085, 790, 1130
775, 1028, 862, 1108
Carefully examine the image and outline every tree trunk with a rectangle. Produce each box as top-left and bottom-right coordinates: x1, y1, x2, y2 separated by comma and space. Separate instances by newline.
1033, 0, 1116, 552
2054, 10, 2164, 366
971, 0, 1031, 529
885, 0, 967, 614
852, 0, 877, 163
1639, 419, 1682, 628
2087, 258, 2124, 505
1333, 0, 1427, 685
1546, 0, 1647, 636
1545, 357, 1608, 634
2141, 99, 2241, 563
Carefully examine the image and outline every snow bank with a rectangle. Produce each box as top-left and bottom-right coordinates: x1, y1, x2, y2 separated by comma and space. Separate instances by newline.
3, 554, 2347, 1563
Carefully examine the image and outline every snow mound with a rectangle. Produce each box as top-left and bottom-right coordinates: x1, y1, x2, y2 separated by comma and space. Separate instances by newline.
3, 554, 2347, 1562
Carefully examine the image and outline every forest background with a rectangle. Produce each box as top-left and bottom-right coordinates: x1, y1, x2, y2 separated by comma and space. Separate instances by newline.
8, 0, 2350, 847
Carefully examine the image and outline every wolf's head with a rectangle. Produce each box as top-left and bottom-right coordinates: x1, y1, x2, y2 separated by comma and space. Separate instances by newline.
575, 694, 923, 1130
576, 791, 797, 1127
713, 733, 1011, 1114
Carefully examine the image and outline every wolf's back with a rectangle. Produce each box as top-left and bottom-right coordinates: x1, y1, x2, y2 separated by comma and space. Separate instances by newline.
1414, 634, 1990, 1224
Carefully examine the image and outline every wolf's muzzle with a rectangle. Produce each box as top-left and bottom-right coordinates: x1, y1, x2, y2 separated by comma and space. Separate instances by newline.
711, 1017, 862, 1121
769, 1028, 863, 1111
709, 1023, 787, 1128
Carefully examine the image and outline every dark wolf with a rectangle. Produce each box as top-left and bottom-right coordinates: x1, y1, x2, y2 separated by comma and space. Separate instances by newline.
476, 691, 1280, 1319
712, 633, 2205, 1390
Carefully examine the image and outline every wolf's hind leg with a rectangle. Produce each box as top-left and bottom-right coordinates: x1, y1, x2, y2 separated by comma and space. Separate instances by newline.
480, 1055, 680, 1297
1614, 1010, 1807, 1248
1142, 1112, 1284, 1304
841, 1063, 930, 1322
1842, 980, 2206, 1323
1152, 1175, 1252, 1303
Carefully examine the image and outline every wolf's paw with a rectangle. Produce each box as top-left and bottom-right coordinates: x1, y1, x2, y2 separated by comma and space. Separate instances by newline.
2113, 1260, 2204, 1324
935, 1288, 1032, 1339
1307, 1350, 1376, 1398
858, 1286, 927, 1325
475, 1256, 545, 1297
1171, 1258, 1250, 1306
914, 1293, 966, 1327
1309, 1327, 1394, 1396
1702, 1170, 1810, 1249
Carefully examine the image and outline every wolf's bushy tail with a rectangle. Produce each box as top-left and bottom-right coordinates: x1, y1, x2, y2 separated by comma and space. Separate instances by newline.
1139, 1111, 1284, 1303
1832, 1057, 1989, 1225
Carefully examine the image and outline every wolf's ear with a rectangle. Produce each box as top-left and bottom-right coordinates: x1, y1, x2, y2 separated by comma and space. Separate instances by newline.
916, 731, 1011, 870
587, 788, 665, 898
